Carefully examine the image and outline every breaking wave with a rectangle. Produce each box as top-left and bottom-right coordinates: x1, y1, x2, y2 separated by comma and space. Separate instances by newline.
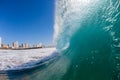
53, 0, 120, 80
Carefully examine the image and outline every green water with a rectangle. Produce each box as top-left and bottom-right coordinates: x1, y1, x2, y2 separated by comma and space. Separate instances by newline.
0, 0, 120, 80
54, 0, 120, 80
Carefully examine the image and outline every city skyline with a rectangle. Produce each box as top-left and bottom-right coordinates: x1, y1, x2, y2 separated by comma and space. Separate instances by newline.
0, 0, 55, 45
0, 37, 45, 48
0, 37, 46, 49
0, 36, 45, 46
0, 37, 1, 47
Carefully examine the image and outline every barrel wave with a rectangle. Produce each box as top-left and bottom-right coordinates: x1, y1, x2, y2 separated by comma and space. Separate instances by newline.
0, 0, 120, 80
53, 0, 120, 80
24, 0, 120, 80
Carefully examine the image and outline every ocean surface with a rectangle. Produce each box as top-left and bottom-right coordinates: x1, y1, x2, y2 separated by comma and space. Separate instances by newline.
0, 0, 120, 80
0, 55, 59, 80
54, 0, 120, 80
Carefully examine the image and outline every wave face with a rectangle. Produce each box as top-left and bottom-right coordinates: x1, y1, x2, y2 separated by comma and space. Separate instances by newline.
54, 0, 120, 80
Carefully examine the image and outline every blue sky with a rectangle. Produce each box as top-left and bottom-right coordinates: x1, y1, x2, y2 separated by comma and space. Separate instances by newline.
0, 0, 55, 45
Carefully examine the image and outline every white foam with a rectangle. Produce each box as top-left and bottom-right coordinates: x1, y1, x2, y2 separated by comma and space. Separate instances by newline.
54, 0, 102, 51
0, 48, 56, 70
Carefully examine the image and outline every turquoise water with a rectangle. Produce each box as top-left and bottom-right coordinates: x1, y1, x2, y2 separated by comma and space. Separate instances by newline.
0, 0, 120, 80
54, 0, 120, 80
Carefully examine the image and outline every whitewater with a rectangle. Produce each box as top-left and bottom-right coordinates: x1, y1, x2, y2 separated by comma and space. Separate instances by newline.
0, 48, 57, 71
53, 0, 120, 80
0, 0, 120, 80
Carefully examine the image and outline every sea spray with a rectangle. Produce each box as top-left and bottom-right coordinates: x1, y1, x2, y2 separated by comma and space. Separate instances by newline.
19, 0, 120, 80
1, 0, 120, 80
54, 0, 120, 80
24, 0, 120, 80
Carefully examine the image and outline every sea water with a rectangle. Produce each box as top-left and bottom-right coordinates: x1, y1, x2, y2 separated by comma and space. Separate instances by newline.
54, 0, 120, 80
0, 0, 120, 80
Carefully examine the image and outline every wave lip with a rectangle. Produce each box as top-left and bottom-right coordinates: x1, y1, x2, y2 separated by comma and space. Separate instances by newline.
54, 0, 103, 51
54, 0, 120, 80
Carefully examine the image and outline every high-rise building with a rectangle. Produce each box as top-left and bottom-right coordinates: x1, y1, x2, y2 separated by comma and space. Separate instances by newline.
35, 43, 44, 48
19, 44, 24, 48
0, 37, 2, 48
13, 41, 18, 49
25, 43, 29, 48
1, 44, 9, 48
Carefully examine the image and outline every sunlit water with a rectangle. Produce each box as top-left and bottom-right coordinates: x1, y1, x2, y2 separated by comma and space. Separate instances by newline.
0, 0, 120, 80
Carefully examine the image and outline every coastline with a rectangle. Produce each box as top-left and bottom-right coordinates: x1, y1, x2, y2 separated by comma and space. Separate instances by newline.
0, 47, 54, 50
